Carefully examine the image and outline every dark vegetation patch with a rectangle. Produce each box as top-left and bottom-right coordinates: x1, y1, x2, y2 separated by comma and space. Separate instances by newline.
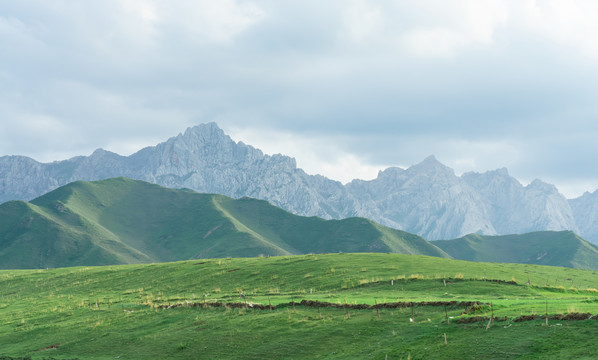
459, 313, 594, 324
549, 312, 592, 321
461, 304, 485, 314
513, 315, 539, 322
487, 279, 518, 285
513, 313, 594, 322
456, 316, 508, 324
35, 343, 60, 351
156, 299, 486, 310
157, 301, 275, 310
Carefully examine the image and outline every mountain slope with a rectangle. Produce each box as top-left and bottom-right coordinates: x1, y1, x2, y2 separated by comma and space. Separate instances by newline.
0, 122, 585, 241
0, 178, 449, 269
432, 231, 598, 270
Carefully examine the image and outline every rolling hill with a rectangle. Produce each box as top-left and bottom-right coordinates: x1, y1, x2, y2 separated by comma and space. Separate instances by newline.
432, 231, 598, 270
0, 178, 449, 269
3, 253, 598, 359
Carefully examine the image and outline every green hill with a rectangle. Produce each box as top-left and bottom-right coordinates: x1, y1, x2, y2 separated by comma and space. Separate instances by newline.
432, 231, 598, 270
0, 178, 448, 269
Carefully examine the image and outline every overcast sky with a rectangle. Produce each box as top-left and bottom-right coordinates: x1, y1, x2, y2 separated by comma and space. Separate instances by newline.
2, 1, 598, 198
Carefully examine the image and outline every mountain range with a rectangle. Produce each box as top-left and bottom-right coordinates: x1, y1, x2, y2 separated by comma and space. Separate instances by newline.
1, 122, 596, 242
0, 178, 448, 269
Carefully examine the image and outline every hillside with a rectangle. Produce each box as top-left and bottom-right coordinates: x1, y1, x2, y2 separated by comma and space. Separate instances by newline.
3, 253, 598, 359
0, 178, 448, 269
432, 231, 598, 270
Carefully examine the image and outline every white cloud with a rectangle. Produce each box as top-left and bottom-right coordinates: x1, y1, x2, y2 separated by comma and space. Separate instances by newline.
399, 0, 508, 58
518, 0, 598, 59
224, 125, 389, 183
2, 1, 598, 195
154, 0, 265, 44
401, 27, 467, 58
554, 180, 598, 199
342, 0, 386, 44
440, 138, 521, 176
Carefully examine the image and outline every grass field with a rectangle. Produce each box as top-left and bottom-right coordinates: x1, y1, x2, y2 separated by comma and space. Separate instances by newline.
2, 253, 598, 359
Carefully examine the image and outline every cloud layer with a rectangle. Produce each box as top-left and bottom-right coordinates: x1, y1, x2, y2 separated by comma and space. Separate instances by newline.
2, 1, 598, 197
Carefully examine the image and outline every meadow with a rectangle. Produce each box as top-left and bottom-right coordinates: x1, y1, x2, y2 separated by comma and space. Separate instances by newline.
2, 253, 598, 359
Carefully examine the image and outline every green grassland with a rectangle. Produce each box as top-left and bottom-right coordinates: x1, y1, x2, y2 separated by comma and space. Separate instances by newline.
0, 178, 447, 269
433, 231, 598, 270
2, 253, 598, 359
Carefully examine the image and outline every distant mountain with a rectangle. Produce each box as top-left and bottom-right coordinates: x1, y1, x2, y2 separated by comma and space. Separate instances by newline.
432, 231, 598, 270
0, 123, 353, 220
569, 191, 598, 246
345, 157, 496, 239
0, 122, 591, 241
462, 170, 577, 235
0, 178, 448, 269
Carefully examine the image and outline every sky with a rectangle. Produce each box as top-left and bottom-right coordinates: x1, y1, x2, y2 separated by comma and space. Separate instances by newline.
1, 1, 598, 198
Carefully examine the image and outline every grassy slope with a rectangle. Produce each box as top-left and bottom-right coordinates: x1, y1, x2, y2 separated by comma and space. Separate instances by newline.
432, 231, 598, 270
0, 178, 448, 269
218, 196, 447, 256
2, 253, 598, 359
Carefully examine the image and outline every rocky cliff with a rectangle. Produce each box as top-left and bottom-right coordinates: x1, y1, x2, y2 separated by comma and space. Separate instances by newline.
569, 191, 598, 244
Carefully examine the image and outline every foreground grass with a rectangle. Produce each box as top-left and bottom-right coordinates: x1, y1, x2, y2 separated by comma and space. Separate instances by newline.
2, 253, 598, 359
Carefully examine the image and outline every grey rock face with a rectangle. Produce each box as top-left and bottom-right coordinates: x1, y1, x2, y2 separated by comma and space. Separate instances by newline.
462, 169, 578, 235
0, 122, 588, 241
346, 156, 496, 240
570, 191, 598, 243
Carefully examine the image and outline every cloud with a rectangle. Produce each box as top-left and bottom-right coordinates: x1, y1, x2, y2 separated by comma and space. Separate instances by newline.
151, 0, 265, 44
1, 1, 598, 197
400, 0, 508, 58
225, 124, 390, 184
518, 0, 598, 59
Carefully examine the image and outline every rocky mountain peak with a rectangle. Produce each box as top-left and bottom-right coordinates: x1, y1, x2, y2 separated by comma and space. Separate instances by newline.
89, 148, 120, 159
527, 179, 559, 194
372, 167, 405, 182
404, 155, 457, 186
409, 155, 453, 175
